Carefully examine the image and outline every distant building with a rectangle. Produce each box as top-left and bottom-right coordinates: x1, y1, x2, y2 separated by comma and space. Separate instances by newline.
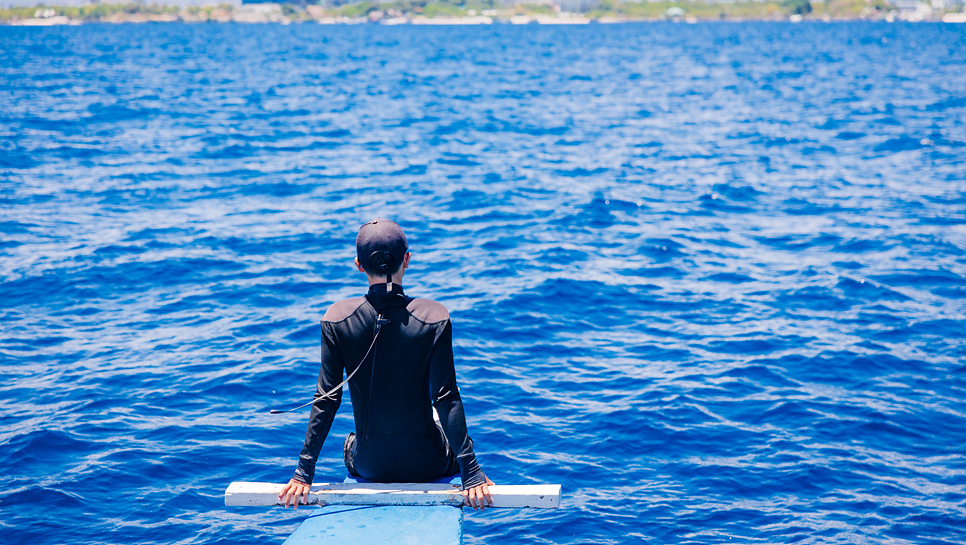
242, 0, 319, 5
892, 0, 934, 20
498, 0, 601, 13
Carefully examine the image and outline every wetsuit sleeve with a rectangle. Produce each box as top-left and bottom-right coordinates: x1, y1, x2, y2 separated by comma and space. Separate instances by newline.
293, 320, 344, 485
429, 319, 487, 489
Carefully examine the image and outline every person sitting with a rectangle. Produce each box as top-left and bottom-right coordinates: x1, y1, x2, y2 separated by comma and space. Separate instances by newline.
278, 218, 493, 511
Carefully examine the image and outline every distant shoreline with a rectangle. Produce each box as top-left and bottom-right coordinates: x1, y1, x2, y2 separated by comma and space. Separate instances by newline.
5, 2, 966, 26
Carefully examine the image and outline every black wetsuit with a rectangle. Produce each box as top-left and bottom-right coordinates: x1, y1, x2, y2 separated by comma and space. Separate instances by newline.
293, 284, 486, 489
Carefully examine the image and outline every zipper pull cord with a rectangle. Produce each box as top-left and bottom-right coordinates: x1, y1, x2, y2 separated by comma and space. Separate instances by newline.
269, 313, 390, 415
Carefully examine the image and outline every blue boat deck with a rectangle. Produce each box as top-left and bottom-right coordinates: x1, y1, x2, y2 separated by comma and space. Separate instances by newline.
282, 504, 463, 545
282, 475, 463, 544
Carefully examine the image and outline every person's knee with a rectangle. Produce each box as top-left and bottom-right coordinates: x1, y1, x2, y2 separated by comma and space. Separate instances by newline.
343, 433, 361, 477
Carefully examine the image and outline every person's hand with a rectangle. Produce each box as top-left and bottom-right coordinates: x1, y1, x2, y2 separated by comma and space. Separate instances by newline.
278, 478, 311, 509
461, 476, 495, 511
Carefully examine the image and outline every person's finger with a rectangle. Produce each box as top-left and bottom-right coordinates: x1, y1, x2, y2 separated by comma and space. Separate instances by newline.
481, 483, 493, 507
301, 485, 309, 507
277, 484, 288, 502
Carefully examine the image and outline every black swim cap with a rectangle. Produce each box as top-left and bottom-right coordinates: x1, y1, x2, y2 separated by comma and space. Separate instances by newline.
356, 218, 408, 275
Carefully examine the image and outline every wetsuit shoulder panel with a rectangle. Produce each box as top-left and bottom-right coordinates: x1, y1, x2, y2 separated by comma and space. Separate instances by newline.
322, 297, 367, 323
406, 298, 449, 324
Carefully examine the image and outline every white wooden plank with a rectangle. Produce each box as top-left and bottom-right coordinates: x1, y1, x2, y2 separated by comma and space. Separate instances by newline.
225, 482, 560, 509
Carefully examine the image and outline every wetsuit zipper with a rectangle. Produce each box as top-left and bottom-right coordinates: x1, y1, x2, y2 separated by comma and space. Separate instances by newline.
363, 314, 382, 445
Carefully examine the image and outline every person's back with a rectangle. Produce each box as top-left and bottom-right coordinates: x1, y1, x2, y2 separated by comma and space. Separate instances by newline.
318, 286, 472, 483
278, 219, 492, 510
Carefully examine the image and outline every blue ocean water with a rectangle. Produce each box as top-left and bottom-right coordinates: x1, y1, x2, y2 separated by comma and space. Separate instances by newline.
1, 21, 966, 544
